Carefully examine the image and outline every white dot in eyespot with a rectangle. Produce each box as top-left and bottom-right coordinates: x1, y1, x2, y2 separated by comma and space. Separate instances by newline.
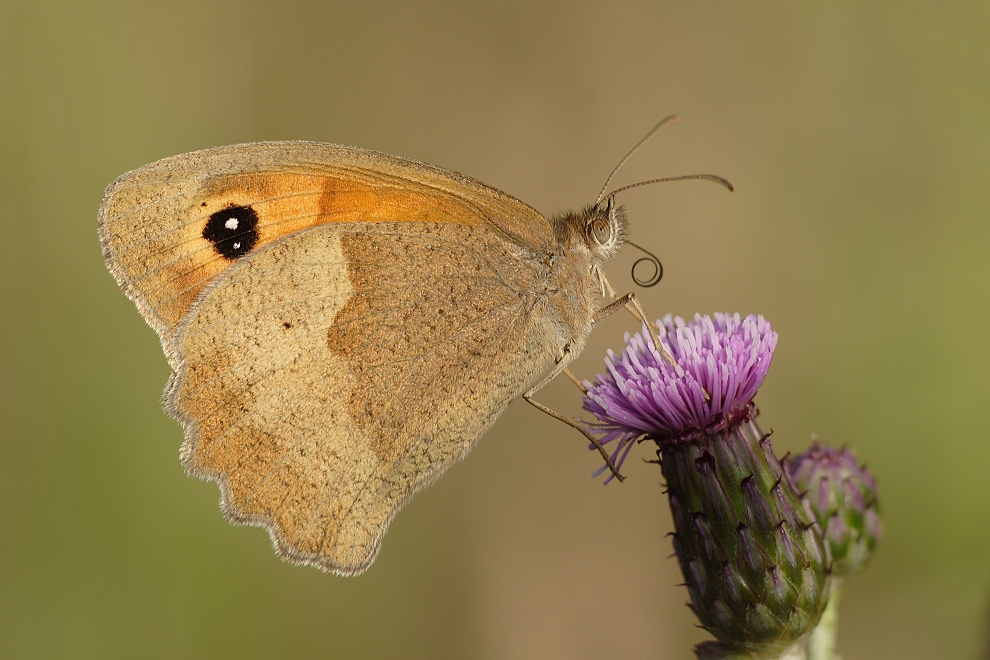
232, 242, 241, 250
225, 218, 239, 230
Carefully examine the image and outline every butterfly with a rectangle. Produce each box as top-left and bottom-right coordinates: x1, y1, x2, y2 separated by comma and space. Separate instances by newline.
98, 118, 730, 574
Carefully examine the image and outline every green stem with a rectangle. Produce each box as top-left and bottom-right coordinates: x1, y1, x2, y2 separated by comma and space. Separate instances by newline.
695, 639, 807, 659
806, 580, 842, 660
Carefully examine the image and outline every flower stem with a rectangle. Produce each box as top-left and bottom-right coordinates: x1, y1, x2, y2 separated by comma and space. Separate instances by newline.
695, 639, 807, 659
806, 580, 841, 660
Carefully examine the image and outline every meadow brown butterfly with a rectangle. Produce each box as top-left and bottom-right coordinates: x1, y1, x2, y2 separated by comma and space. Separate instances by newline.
99, 119, 730, 574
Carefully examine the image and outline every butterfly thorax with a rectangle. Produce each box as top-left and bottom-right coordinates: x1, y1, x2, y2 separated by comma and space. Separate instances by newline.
537, 204, 629, 356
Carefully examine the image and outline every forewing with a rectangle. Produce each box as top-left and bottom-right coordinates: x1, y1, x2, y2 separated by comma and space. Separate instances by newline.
98, 141, 555, 360
170, 222, 558, 574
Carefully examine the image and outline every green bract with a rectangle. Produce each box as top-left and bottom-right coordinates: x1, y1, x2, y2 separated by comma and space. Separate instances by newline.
663, 414, 830, 656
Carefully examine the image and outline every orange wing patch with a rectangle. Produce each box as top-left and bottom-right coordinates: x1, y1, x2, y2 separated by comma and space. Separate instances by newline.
202, 170, 486, 238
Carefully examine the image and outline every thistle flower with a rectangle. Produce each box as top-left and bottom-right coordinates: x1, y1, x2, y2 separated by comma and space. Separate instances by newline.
582, 313, 777, 481
583, 314, 830, 657
784, 442, 881, 577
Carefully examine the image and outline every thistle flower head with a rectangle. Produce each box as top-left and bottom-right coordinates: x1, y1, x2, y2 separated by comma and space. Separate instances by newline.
583, 313, 829, 651
582, 313, 777, 479
785, 442, 882, 576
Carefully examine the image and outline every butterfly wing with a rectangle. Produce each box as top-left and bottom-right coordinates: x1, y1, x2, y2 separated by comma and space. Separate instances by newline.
99, 143, 564, 573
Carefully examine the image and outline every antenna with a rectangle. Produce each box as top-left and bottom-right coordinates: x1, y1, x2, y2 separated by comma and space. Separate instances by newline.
605, 174, 734, 203
594, 115, 680, 207
593, 116, 735, 289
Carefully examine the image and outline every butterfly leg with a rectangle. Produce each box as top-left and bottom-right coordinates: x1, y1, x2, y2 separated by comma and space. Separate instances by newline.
562, 367, 587, 393
598, 268, 620, 299
593, 292, 676, 366
596, 272, 677, 367
523, 346, 625, 482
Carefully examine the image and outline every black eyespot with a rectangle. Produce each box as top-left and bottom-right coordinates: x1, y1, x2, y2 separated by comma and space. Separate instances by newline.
591, 218, 611, 245
203, 204, 259, 260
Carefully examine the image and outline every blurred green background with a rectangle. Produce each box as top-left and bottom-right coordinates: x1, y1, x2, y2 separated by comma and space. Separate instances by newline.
2, 2, 988, 658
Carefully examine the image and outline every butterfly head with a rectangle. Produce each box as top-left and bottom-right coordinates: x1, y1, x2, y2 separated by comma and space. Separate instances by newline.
585, 198, 628, 262
552, 199, 628, 265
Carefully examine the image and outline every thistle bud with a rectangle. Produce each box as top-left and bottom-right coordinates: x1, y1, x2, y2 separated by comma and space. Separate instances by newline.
784, 442, 881, 576
583, 314, 830, 657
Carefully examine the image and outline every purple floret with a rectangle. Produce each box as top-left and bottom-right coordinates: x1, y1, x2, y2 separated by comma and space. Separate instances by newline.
583, 313, 777, 481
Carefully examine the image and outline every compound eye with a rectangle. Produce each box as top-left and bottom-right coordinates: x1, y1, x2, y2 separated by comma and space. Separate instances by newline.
591, 218, 612, 245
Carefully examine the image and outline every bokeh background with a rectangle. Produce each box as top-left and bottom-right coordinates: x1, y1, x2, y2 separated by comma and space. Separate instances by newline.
2, 2, 988, 658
